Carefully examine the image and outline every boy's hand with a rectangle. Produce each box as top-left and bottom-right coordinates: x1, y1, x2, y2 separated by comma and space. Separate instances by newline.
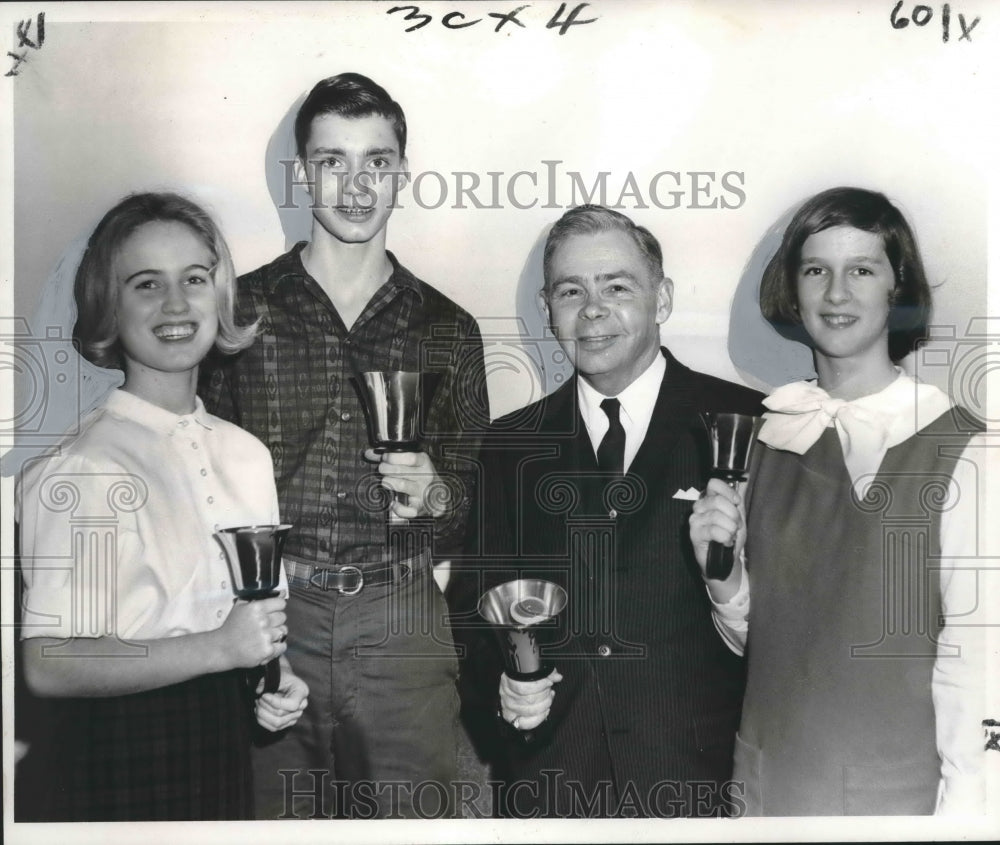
364, 449, 452, 519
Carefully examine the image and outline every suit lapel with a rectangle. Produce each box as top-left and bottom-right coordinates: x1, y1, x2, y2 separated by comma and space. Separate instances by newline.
540, 376, 597, 475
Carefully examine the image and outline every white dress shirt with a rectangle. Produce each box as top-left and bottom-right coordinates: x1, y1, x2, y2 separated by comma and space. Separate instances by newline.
577, 352, 666, 473
710, 373, 996, 814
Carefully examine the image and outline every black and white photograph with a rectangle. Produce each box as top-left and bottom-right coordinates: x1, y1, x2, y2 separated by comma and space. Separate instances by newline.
1, 1, 998, 842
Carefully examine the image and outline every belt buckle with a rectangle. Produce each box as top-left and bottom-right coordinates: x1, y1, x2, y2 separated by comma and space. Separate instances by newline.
309, 564, 364, 595
338, 565, 364, 596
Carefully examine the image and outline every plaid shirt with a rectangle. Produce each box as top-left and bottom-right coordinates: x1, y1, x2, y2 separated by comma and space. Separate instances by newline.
200, 244, 488, 566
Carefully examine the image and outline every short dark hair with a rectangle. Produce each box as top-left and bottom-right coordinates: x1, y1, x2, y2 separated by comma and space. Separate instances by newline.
294, 72, 407, 160
74, 192, 257, 370
542, 204, 665, 291
759, 187, 932, 362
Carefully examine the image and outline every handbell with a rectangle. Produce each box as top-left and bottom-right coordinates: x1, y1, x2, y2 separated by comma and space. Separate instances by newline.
358, 371, 424, 452
478, 579, 568, 683
215, 524, 292, 598
700, 412, 757, 481
699, 413, 758, 580
479, 579, 568, 746
214, 524, 293, 693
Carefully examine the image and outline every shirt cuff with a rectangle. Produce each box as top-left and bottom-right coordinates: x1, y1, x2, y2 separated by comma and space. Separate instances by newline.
20, 586, 89, 640
707, 563, 750, 613
706, 560, 749, 655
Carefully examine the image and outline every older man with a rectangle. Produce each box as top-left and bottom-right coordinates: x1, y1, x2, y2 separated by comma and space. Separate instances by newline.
457, 205, 763, 818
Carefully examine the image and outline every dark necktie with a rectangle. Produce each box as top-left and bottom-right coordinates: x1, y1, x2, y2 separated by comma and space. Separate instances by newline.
597, 398, 626, 475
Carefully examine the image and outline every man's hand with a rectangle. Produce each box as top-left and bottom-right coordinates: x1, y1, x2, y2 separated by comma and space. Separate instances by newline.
255, 657, 309, 732
364, 449, 452, 520
499, 668, 563, 731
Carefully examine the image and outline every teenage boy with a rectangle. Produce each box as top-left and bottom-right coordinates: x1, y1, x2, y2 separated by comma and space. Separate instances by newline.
202, 72, 488, 820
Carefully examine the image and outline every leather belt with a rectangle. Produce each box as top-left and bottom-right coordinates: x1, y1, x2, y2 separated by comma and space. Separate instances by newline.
284, 558, 414, 595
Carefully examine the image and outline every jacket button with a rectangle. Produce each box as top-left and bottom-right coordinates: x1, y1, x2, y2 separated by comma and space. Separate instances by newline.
608, 509, 617, 519
597, 644, 612, 657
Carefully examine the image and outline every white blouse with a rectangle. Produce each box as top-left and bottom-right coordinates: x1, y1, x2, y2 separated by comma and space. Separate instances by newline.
17, 390, 282, 641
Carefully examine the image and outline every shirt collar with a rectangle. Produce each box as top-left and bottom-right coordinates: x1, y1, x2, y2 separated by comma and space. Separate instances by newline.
759, 369, 954, 498
763, 369, 953, 449
842, 369, 953, 445
105, 389, 214, 435
577, 350, 666, 431
260, 242, 309, 294
384, 251, 425, 301
264, 243, 424, 303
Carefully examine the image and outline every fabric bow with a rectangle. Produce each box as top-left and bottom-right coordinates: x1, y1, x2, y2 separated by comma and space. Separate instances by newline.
758, 381, 893, 497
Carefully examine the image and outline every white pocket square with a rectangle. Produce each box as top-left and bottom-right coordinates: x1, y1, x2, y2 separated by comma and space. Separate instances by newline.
672, 487, 701, 501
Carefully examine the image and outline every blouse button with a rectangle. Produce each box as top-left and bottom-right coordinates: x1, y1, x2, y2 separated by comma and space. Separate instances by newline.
191, 442, 199, 450
221, 581, 228, 590
207, 496, 214, 504
200, 469, 207, 477
216, 609, 224, 619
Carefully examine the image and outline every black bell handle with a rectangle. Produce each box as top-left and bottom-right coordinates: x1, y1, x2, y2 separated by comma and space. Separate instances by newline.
706, 541, 735, 581
261, 656, 281, 694
706, 477, 741, 581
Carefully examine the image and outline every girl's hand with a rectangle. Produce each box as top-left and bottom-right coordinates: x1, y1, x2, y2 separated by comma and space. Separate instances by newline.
690, 478, 747, 574
255, 659, 309, 732
499, 668, 563, 731
215, 596, 287, 670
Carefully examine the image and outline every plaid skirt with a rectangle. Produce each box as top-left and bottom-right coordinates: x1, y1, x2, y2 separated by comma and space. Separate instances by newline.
19, 669, 254, 821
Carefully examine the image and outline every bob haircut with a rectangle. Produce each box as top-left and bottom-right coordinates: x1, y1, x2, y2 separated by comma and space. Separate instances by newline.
759, 187, 932, 362
294, 72, 407, 161
542, 204, 665, 292
73, 192, 258, 370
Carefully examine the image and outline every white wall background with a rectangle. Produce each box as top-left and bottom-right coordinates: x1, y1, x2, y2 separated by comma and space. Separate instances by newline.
5, 0, 996, 419
2, 4, 999, 843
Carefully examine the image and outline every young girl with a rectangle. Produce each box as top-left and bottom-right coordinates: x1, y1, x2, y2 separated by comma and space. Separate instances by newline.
16, 192, 308, 821
690, 187, 989, 815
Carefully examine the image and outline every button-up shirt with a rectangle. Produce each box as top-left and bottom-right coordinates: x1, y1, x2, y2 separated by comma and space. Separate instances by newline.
17, 390, 281, 639
577, 352, 666, 474
200, 244, 487, 567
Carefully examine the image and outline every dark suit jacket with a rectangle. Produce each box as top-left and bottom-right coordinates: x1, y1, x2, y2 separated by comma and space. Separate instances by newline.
453, 348, 764, 818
